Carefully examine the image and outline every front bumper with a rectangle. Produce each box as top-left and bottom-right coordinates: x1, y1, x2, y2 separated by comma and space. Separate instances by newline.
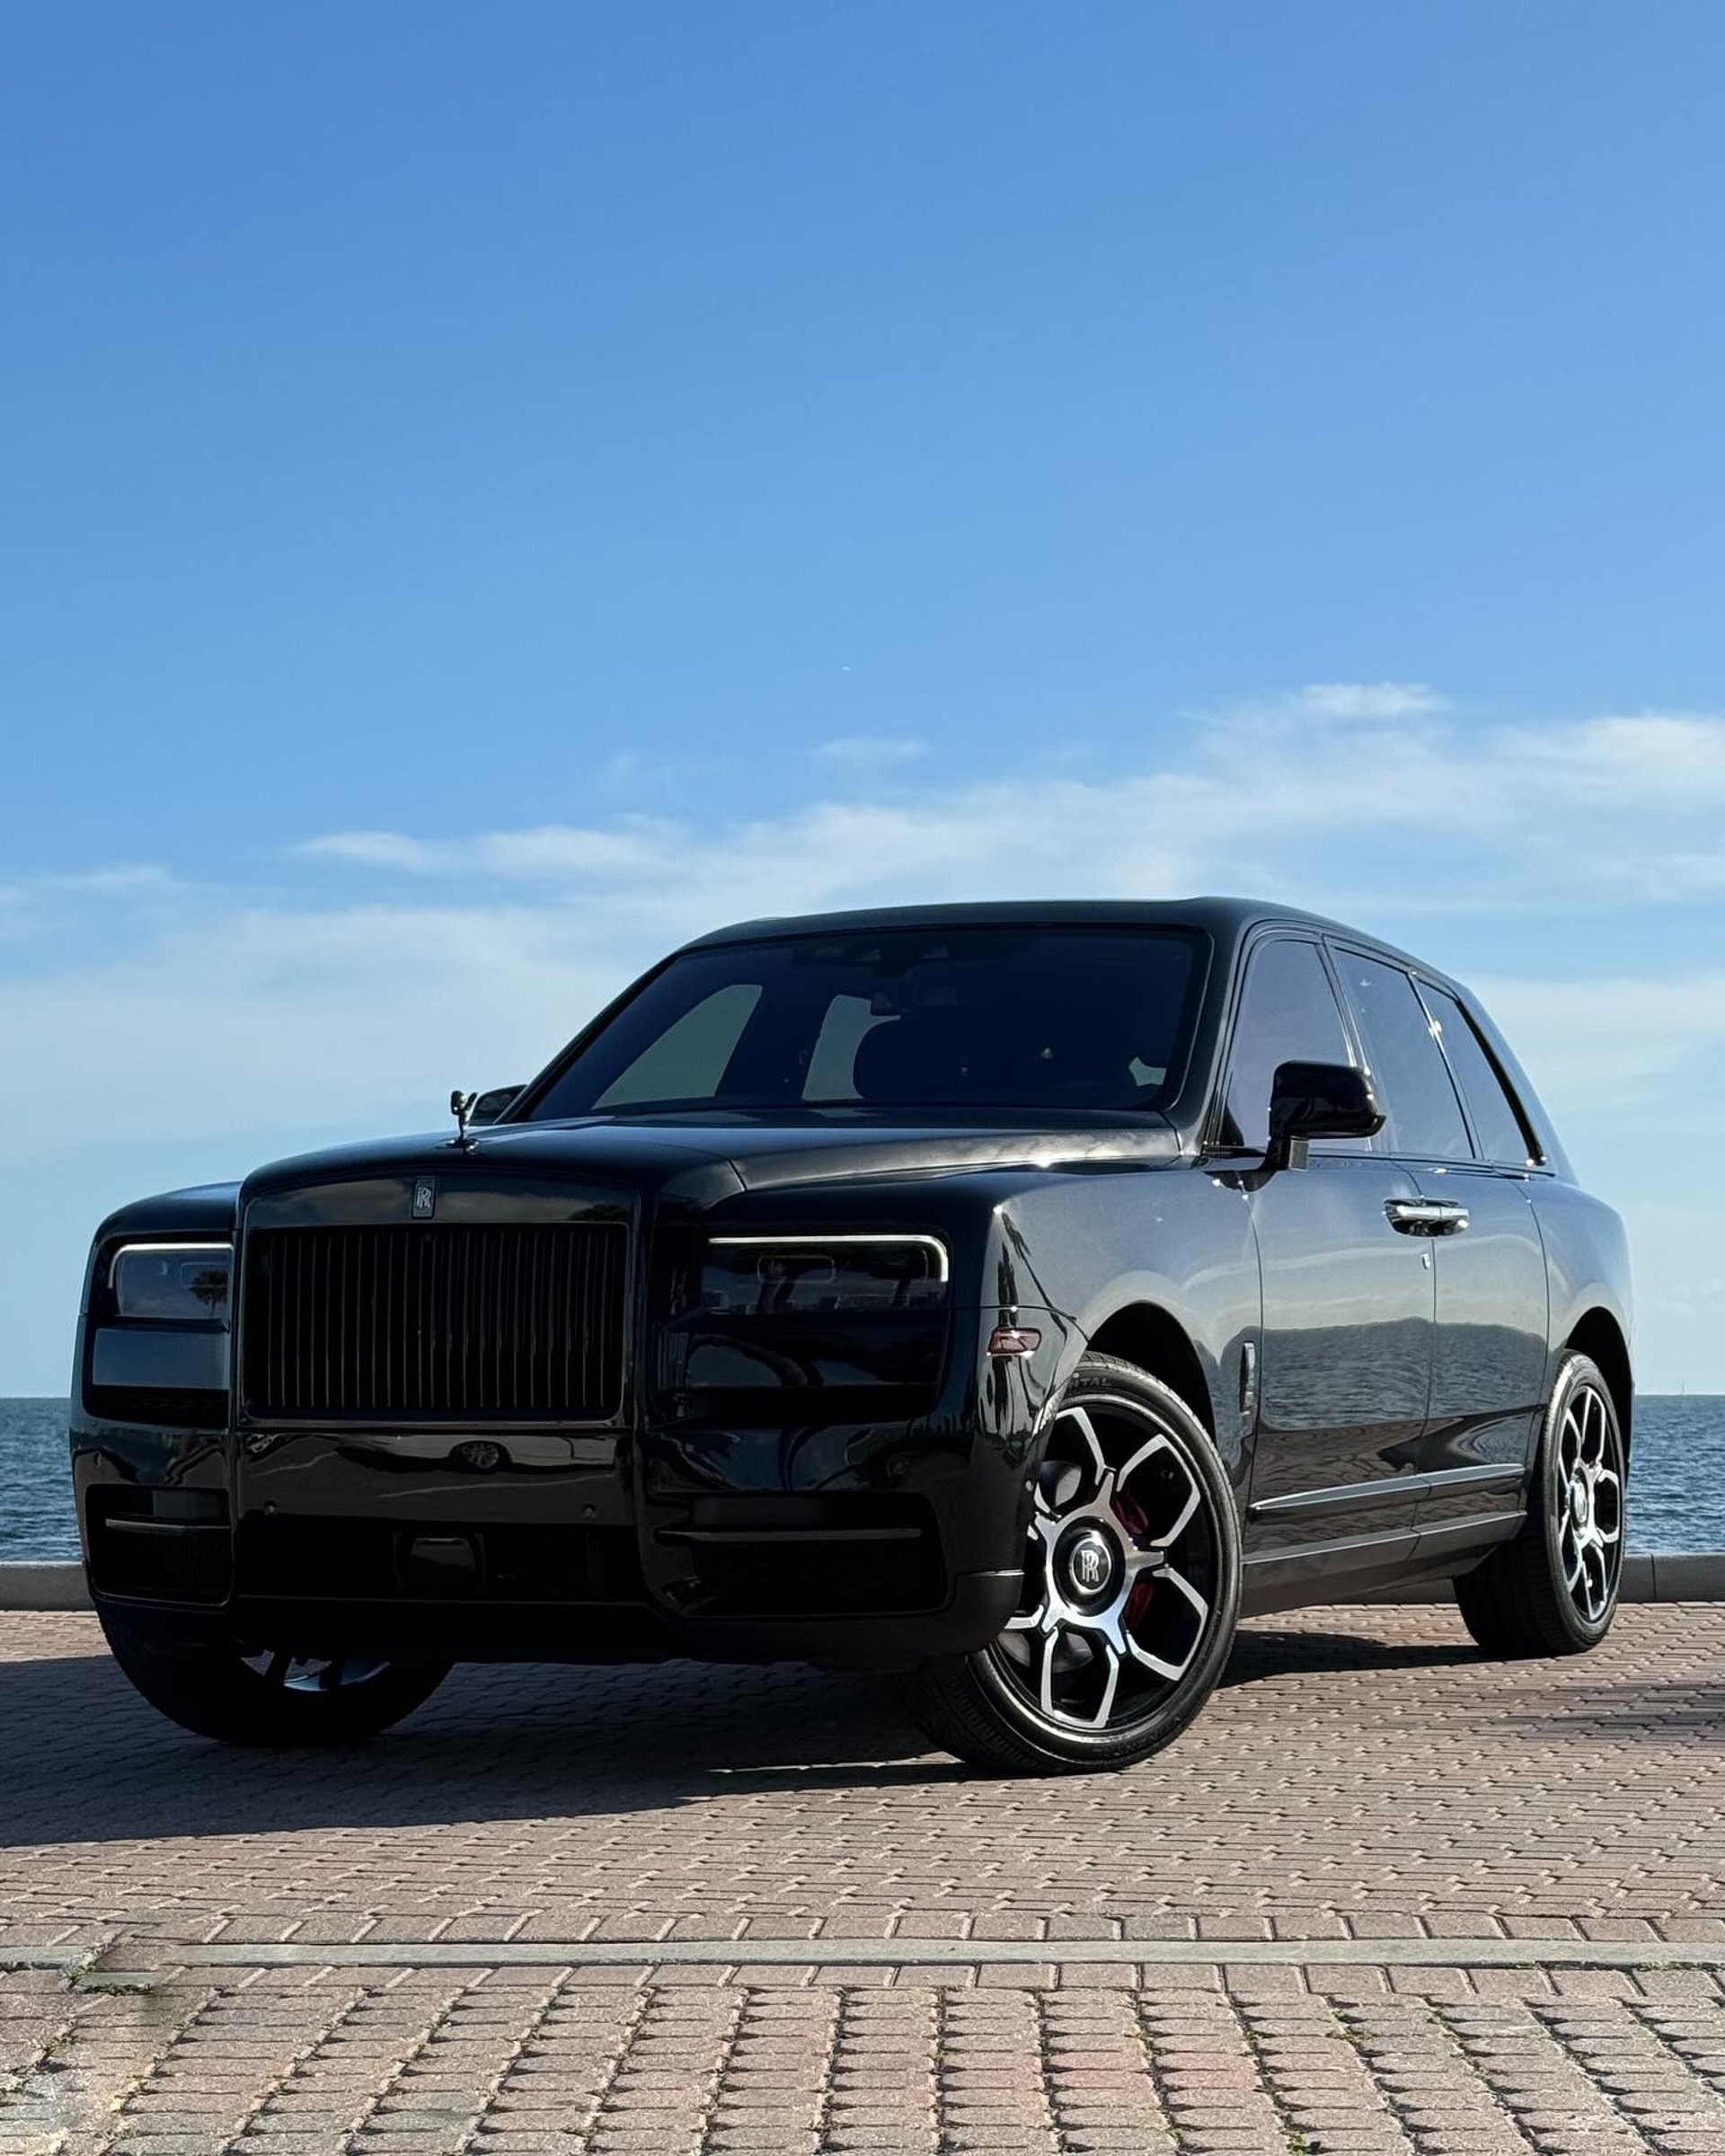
71, 1334, 1065, 1667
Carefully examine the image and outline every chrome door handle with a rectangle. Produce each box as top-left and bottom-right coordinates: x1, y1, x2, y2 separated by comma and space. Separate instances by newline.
1384, 1198, 1470, 1236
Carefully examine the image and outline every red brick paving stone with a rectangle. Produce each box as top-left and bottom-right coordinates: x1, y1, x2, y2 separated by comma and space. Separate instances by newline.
1467, 1968, 1559, 2003
15, 1607, 1725, 2153
234, 1974, 466, 2147
1630, 2006, 1725, 2103
1220, 1964, 1308, 2000
22, 1974, 1725, 2154
1235, 1995, 1421, 2153
933, 1991, 1057, 2153
1132, 1993, 1288, 2155
479, 1985, 641, 2151
0, 1968, 72, 2081
0, 1975, 207, 2155
1340, 1997, 1532, 2156
1039, 1991, 1178, 2152
824, 1991, 937, 2156
708, 1991, 836, 2155
1437, 2002, 1659, 2152
102, 1980, 367, 2156
1535, 2001, 1725, 2152
12, 1607, 1725, 1951
345, 1972, 566, 2156
968, 1913, 1047, 1942
1119, 1916, 1199, 1941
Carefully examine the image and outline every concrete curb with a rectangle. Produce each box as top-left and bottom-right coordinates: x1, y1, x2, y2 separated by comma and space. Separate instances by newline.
0, 1561, 91, 1610
4, 1551, 1725, 1612
69, 1936, 1725, 1977
1373, 1553, 1725, 1604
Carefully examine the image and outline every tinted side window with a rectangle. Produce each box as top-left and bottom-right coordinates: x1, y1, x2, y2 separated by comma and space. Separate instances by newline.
1336, 953, 1471, 1160
1420, 985, 1535, 1165
1223, 939, 1354, 1151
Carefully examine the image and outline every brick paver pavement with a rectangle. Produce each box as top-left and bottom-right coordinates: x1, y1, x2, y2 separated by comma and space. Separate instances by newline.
4, 1604, 1724, 2152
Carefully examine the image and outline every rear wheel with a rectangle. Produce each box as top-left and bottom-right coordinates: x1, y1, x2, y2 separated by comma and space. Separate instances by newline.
100, 1609, 449, 1745
908, 1355, 1241, 1774
1455, 1351, 1626, 1657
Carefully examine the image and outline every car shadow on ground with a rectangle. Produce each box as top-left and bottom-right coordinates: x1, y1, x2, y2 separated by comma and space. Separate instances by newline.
0, 1649, 968, 1847
1220, 1625, 1480, 1685
1494, 1691, 1725, 1739
0, 1617, 1492, 1851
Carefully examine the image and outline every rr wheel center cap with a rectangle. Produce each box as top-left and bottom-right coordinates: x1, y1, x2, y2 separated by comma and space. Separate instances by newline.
1058, 1525, 1119, 1604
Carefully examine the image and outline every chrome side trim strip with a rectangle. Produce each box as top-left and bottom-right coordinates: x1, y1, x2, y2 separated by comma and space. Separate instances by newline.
1420, 1462, 1527, 1494
1250, 1460, 1526, 1520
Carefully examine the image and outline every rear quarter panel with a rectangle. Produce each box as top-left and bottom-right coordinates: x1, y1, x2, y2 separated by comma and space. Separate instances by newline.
1528, 1179, 1633, 1409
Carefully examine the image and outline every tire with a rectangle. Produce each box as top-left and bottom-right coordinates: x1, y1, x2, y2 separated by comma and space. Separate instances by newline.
1454, 1351, 1627, 1657
907, 1354, 1242, 1774
99, 1608, 449, 1745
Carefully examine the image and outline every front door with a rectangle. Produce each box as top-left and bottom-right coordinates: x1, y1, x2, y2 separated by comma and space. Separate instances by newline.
1246, 1155, 1435, 1548
1216, 935, 1435, 1560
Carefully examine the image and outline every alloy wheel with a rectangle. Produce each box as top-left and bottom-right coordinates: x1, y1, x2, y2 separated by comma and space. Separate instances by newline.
989, 1394, 1222, 1732
237, 1649, 391, 1694
1553, 1382, 1624, 1625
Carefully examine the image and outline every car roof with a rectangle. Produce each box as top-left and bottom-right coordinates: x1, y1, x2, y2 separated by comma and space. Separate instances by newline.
679, 897, 1455, 991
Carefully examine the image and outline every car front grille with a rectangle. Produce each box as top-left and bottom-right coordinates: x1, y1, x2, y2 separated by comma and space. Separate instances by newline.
241, 1223, 627, 1424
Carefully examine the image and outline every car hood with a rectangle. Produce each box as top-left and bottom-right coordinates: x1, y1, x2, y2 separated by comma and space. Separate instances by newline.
238, 1110, 1180, 1212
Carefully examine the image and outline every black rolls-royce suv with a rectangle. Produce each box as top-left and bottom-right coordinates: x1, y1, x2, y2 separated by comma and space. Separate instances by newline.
71, 898, 1632, 1774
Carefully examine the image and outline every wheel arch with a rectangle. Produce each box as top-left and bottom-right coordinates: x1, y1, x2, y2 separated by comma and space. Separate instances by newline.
1085, 1302, 1216, 1436
1564, 1307, 1633, 1452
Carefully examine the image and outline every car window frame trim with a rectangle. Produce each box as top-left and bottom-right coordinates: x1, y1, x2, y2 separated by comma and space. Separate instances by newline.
1408, 973, 1548, 1173
1202, 925, 1373, 1162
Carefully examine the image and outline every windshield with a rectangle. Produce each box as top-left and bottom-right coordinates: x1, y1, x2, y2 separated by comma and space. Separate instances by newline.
525, 925, 1205, 1122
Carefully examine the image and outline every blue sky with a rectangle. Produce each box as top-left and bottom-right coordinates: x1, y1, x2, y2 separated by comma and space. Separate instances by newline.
4, 4, 1722, 1391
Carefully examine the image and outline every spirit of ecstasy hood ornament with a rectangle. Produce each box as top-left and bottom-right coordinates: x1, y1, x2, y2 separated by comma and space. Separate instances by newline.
449, 1089, 478, 1150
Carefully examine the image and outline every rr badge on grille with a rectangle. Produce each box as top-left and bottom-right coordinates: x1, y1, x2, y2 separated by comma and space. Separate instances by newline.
411, 1178, 438, 1221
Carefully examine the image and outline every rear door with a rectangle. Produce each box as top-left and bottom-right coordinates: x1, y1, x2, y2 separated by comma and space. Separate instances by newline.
1330, 952, 1549, 1543
1225, 936, 1433, 1557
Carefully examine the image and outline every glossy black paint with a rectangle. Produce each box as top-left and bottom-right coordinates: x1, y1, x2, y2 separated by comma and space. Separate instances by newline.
68, 897, 1632, 1666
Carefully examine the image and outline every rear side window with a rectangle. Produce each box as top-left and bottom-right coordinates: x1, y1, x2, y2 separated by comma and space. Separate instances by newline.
1335, 952, 1472, 1160
1420, 985, 1536, 1165
1222, 939, 1354, 1151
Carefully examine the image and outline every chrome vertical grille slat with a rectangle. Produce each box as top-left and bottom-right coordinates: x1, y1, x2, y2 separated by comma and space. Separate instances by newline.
241, 1223, 626, 1423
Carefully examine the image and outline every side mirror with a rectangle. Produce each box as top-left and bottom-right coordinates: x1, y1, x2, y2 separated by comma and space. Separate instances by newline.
1266, 1060, 1384, 1168
469, 1085, 524, 1128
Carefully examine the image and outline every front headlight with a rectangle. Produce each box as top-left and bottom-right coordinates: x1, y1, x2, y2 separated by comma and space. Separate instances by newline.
110, 1242, 234, 1324
701, 1234, 948, 1316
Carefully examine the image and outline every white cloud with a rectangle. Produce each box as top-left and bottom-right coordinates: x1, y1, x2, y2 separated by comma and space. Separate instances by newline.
296, 694, 1725, 915
2, 903, 627, 1148
816, 735, 928, 771
1497, 712, 1725, 807
12, 686, 1725, 1156
1290, 681, 1446, 720
1474, 971, 1725, 1118
10, 684, 1725, 1388
301, 822, 677, 879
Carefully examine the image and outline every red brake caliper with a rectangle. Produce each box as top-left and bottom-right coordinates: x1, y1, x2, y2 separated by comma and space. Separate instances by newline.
1114, 1488, 1154, 1628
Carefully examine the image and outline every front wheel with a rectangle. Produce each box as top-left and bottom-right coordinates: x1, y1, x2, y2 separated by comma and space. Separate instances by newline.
1455, 1351, 1627, 1657
907, 1355, 1241, 1774
100, 1609, 449, 1745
